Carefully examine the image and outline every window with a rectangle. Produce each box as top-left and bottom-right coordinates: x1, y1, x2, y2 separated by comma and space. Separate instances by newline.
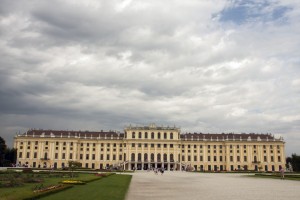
188, 145, 191, 148
151, 143, 154, 148
100, 154, 103, 160
164, 132, 167, 139
170, 154, 174, 161
144, 153, 148, 161
194, 156, 197, 161
55, 153, 58, 159
26, 152, 30, 158
113, 155, 116, 160
230, 145, 232, 149
132, 143, 135, 147
19, 152, 22, 158
144, 143, 148, 148
164, 144, 167, 148
164, 154, 167, 161
70, 153, 73, 159
208, 156, 211, 161
45, 141, 48, 145
86, 154, 89, 160
138, 132, 142, 139
138, 143, 141, 148
145, 132, 148, 139
71, 142, 73, 146
170, 132, 173, 139
188, 156, 191, 161
182, 155, 185, 161
214, 156, 217, 162
92, 154, 95, 160
35, 141, 38, 145
264, 156, 267, 162
157, 144, 161, 148
208, 145, 210, 149
119, 155, 122, 160
237, 156, 240, 162
170, 144, 173, 148
151, 132, 154, 139
214, 145, 216, 149
158, 132, 161, 139
244, 156, 247, 162
157, 153, 161, 161
63, 142, 66, 146
271, 156, 274, 162
34, 152, 37, 158
132, 132, 135, 138
278, 156, 281, 162
230, 156, 233, 162
200, 156, 203, 161
62, 153, 66, 159
220, 156, 222, 162
106, 154, 110, 160
80, 154, 83, 159
131, 153, 135, 161
200, 145, 203, 148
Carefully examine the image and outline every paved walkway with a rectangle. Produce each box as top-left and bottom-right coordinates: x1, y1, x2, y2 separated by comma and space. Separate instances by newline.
125, 171, 300, 200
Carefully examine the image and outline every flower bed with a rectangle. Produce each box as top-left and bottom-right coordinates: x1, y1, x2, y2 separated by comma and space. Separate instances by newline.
61, 180, 85, 185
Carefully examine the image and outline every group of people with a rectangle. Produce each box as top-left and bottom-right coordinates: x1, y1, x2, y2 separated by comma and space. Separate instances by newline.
151, 167, 165, 175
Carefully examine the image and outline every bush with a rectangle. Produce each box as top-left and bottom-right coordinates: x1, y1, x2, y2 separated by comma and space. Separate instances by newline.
23, 168, 33, 173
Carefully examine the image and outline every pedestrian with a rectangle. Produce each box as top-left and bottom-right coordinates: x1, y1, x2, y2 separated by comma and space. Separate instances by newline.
161, 167, 164, 175
280, 168, 284, 180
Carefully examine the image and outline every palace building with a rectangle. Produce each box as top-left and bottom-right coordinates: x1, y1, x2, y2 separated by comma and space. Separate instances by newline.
14, 123, 286, 172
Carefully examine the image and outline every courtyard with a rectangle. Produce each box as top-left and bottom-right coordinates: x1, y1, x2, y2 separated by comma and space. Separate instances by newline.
125, 171, 300, 200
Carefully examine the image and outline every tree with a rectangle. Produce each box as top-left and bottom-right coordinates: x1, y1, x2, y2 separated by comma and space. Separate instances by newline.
286, 154, 300, 172
68, 161, 82, 178
0, 137, 7, 167
0, 137, 17, 167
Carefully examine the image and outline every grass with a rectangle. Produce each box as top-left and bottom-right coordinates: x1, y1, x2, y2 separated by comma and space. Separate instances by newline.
250, 173, 300, 181
0, 172, 100, 200
41, 174, 132, 200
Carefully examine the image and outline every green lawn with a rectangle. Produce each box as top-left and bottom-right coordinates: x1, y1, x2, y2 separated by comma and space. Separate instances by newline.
41, 174, 132, 200
0, 172, 99, 200
250, 173, 300, 181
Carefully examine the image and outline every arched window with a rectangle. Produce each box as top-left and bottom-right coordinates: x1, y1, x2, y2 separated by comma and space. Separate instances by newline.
138, 153, 142, 161
144, 153, 148, 161
138, 132, 142, 139
164, 132, 167, 139
158, 132, 161, 139
145, 132, 148, 139
151, 153, 155, 162
164, 153, 167, 162
170, 154, 174, 162
157, 153, 161, 161
131, 153, 135, 161
151, 132, 154, 139
170, 132, 173, 139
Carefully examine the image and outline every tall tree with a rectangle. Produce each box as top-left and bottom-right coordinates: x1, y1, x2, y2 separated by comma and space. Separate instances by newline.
0, 137, 7, 167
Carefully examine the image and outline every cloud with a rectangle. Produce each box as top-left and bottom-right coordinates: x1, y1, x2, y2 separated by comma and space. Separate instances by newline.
0, 0, 299, 156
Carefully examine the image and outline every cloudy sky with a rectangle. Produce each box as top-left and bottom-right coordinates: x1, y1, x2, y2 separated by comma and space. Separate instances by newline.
0, 0, 299, 156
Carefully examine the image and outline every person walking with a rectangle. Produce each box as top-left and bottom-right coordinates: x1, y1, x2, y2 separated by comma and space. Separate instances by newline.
161, 167, 164, 175
280, 168, 285, 180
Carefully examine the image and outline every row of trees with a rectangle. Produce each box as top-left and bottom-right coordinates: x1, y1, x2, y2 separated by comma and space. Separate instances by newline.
0, 137, 17, 167
286, 154, 300, 172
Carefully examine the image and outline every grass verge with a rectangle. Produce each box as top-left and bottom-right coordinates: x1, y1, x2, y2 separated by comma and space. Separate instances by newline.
40, 174, 132, 200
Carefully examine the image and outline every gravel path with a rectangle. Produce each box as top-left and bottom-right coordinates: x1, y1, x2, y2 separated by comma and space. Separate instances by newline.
125, 171, 300, 200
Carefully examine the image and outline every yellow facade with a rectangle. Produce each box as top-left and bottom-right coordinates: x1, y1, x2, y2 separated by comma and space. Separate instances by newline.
14, 124, 286, 171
